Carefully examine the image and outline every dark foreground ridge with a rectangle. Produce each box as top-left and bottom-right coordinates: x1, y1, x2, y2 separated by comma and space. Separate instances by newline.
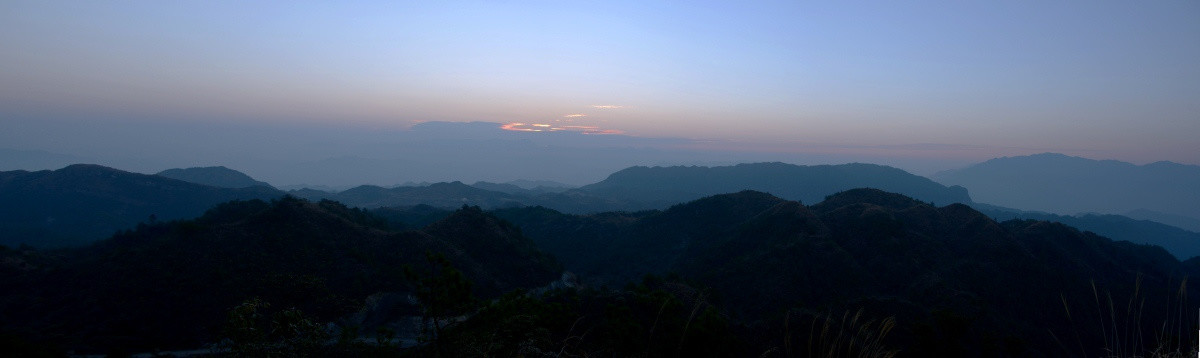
497, 188, 1200, 356
1, 189, 1197, 357
0, 197, 559, 354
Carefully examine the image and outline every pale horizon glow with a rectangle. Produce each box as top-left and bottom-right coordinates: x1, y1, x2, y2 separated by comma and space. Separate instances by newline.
1, 0, 1198, 171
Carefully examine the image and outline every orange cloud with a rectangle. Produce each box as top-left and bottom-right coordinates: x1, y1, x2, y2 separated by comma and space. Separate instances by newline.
500, 122, 542, 132
590, 105, 624, 109
564, 114, 587, 118
500, 122, 623, 135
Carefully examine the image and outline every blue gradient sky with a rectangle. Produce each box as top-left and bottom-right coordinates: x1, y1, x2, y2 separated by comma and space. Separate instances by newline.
2, 0, 1198, 177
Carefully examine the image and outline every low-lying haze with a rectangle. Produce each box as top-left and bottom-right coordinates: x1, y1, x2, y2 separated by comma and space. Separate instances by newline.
2, 120, 1029, 187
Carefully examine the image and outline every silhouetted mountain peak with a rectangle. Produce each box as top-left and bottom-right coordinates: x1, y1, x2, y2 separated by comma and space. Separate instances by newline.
424, 205, 560, 290
343, 184, 388, 193
263, 198, 371, 230
742, 199, 829, 238
60, 163, 117, 172
45, 164, 132, 183
938, 202, 989, 223
20, 165, 195, 191
686, 190, 787, 207
426, 205, 496, 233
1026, 152, 1072, 159
653, 190, 790, 227
425, 181, 485, 193
425, 205, 538, 253
594, 165, 660, 184
949, 153, 1120, 174
813, 188, 929, 213
1146, 160, 1186, 168
0, 164, 286, 248
156, 166, 273, 189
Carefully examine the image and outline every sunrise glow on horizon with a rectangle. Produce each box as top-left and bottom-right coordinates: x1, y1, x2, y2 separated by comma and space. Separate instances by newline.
1, 1, 1197, 167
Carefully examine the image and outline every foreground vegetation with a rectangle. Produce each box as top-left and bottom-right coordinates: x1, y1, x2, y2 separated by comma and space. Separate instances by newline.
2, 191, 1199, 356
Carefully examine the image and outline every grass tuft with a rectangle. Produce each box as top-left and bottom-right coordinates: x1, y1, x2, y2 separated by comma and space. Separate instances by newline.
782, 308, 897, 358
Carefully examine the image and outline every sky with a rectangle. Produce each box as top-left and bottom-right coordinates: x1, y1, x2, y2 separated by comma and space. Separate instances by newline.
2, 1, 1198, 185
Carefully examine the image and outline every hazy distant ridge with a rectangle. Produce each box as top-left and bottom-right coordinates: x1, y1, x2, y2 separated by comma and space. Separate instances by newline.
156, 166, 274, 189
288, 162, 973, 214
935, 153, 1200, 222
0, 164, 285, 248
972, 202, 1200, 259
578, 162, 972, 209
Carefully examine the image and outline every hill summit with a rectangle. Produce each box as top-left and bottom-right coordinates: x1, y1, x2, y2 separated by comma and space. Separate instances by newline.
0, 164, 284, 248
156, 166, 273, 189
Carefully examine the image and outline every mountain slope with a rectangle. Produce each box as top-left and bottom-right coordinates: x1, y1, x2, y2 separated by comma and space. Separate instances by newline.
1124, 209, 1200, 233
497, 189, 1198, 356
0, 164, 286, 248
0, 197, 560, 354
935, 153, 1200, 222
971, 203, 1200, 260
156, 166, 273, 188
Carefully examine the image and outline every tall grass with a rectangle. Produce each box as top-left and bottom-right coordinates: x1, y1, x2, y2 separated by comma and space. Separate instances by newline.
1055, 276, 1196, 358
780, 308, 898, 358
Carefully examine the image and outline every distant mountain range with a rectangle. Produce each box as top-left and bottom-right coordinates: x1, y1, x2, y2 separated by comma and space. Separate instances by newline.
935, 153, 1200, 223
578, 162, 972, 209
0, 164, 285, 248
296, 162, 973, 214
6, 162, 1199, 259
469, 180, 572, 195
1123, 209, 1200, 233
156, 166, 274, 188
971, 203, 1200, 260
